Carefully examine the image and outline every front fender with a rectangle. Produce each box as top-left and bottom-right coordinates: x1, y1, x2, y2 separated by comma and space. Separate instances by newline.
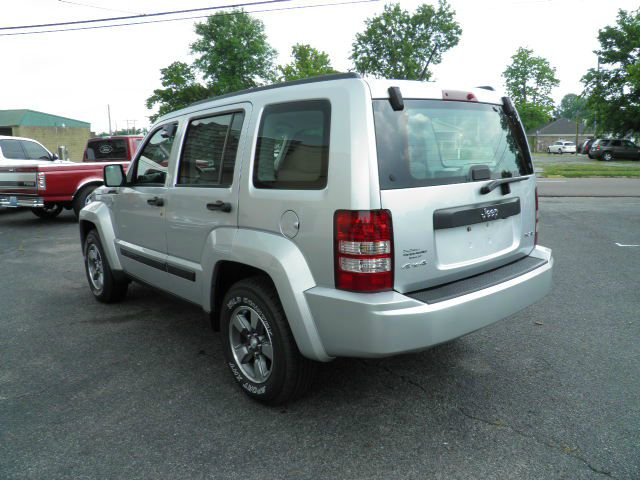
79, 201, 123, 272
201, 228, 332, 362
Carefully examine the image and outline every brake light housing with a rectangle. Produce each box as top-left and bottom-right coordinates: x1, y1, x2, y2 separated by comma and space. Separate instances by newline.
37, 172, 46, 190
334, 210, 393, 292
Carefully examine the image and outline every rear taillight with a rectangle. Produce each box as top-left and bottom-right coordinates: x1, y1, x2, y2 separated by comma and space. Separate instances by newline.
37, 172, 46, 190
535, 188, 539, 245
334, 210, 393, 292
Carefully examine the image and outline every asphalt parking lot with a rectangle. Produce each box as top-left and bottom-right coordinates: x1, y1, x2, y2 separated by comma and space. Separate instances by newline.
1, 199, 639, 480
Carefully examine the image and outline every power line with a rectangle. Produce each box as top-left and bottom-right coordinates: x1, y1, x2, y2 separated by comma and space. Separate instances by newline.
58, 0, 141, 15
0, 0, 380, 37
0, 0, 292, 31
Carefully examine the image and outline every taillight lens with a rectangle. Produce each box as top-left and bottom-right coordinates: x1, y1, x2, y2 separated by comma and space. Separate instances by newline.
535, 188, 539, 245
334, 210, 393, 292
37, 172, 46, 190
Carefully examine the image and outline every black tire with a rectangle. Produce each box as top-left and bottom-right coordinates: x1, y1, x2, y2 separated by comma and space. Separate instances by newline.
220, 276, 316, 405
31, 204, 63, 219
73, 185, 98, 218
83, 229, 128, 303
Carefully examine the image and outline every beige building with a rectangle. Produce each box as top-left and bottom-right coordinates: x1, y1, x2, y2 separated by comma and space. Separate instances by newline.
0, 109, 90, 162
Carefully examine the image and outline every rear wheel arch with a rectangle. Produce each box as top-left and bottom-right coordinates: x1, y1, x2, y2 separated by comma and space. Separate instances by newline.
210, 261, 274, 331
72, 182, 103, 217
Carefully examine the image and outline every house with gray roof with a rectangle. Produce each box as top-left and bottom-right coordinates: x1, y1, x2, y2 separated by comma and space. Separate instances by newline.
527, 118, 595, 153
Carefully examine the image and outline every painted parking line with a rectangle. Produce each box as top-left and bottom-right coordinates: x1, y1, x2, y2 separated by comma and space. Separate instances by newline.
615, 242, 639, 247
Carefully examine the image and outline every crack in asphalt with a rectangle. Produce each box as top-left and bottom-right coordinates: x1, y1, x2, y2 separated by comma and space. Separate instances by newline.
366, 361, 615, 479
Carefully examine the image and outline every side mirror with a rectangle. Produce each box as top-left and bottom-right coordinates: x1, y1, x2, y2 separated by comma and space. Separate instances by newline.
104, 164, 126, 187
50, 153, 59, 160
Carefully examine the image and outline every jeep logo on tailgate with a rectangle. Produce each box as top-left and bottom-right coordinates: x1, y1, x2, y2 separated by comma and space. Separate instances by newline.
481, 207, 499, 220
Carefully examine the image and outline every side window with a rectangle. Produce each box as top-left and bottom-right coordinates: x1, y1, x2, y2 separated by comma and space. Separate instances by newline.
253, 100, 330, 190
21, 141, 51, 160
610, 140, 622, 147
178, 111, 244, 187
0, 139, 26, 159
624, 140, 636, 148
133, 124, 177, 185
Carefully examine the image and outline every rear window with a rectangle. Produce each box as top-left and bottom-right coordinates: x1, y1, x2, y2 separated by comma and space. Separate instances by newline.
86, 139, 128, 160
373, 100, 532, 189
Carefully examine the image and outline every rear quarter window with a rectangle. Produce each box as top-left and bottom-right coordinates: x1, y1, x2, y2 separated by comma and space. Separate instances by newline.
253, 100, 330, 190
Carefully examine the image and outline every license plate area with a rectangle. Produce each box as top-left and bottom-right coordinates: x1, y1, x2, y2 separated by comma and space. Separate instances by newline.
435, 219, 516, 267
9, 196, 17, 206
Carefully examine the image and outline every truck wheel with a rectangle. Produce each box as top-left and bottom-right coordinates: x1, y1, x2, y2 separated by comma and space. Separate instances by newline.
73, 185, 98, 218
31, 204, 63, 219
220, 276, 317, 405
83, 229, 128, 303
603, 151, 614, 161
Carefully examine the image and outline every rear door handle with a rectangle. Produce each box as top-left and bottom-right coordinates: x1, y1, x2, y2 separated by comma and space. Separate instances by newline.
206, 200, 232, 213
147, 196, 164, 207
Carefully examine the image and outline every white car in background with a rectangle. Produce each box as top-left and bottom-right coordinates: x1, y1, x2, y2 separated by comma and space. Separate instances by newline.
0, 135, 63, 166
547, 140, 576, 154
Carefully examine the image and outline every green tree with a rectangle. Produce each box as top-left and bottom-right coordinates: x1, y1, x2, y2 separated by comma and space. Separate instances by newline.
192, 10, 277, 95
502, 47, 559, 131
556, 93, 589, 120
351, 1, 461, 80
582, 8, 640, 137
278, 43, 337, 82
146, 62, 210, 123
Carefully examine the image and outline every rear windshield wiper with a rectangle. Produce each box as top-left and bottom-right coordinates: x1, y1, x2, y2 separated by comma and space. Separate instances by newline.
480, 176, 528, 194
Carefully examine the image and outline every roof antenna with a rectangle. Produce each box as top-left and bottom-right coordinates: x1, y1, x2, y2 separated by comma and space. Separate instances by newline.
388, 87, 404, 111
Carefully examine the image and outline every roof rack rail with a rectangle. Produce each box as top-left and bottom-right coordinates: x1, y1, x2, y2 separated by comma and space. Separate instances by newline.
188, 72, 362, 108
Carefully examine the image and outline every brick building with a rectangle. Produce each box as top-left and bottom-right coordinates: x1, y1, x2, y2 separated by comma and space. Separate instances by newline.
527, 118, 595, 153
0, 109, 90, 162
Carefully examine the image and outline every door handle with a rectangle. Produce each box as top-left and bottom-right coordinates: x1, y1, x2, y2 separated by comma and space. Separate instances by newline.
206, 200, 232, 213
147, 196, 164, 207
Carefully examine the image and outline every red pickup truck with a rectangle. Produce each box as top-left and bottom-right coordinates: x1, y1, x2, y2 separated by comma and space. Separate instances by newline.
0, 161, 128, 219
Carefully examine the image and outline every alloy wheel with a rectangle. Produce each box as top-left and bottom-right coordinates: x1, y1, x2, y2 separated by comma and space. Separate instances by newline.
228, 305, 274, 383
86, 244, 104, 291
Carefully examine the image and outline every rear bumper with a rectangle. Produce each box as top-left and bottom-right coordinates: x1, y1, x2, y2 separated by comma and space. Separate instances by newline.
305, 246, 553, 358
0, 195, 44, 208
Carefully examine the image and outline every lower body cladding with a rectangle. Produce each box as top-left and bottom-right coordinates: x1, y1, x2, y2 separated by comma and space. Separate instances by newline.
0, 194, 44, 208
305, 246, 553, 358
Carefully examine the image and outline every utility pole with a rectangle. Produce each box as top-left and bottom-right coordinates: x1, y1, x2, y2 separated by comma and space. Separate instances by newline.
107, 105, 112, 135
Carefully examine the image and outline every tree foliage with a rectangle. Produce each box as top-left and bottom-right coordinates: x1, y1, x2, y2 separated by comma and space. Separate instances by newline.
556, 93, 589, 121
582, 8, 640, 137
145, 62, 210, 123
278, 43, 337, 82
146, 10, 276, 122
192, 11, 277, 95
351, 1, 461, 80
502, 47, 559, 131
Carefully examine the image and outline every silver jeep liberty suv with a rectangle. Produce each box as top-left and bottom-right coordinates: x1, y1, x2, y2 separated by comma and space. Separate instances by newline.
79, 73, 553, 405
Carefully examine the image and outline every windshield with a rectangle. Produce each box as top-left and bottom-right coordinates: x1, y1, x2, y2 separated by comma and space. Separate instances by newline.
373, 100, 532, 189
